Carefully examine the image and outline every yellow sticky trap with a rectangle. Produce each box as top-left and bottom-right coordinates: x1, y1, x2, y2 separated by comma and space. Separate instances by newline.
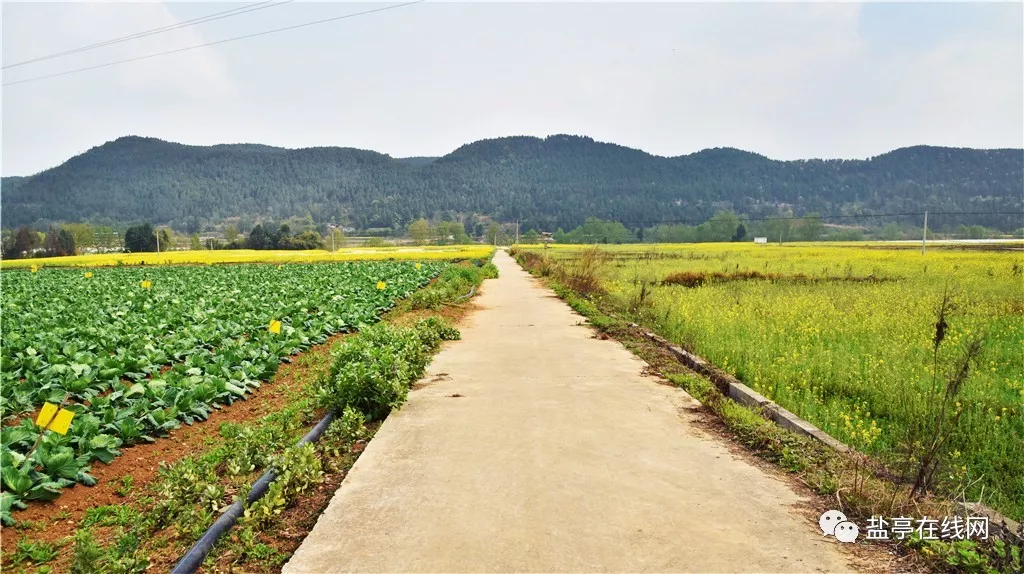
415, 263, 421, 269
35, 402, 58, 428
268, 320, 282, 334
30, 265, 39, 273
50, 409, 75, 435
84, 272, 94, 279
140, 280, 152, 289
376, 281, 387, 290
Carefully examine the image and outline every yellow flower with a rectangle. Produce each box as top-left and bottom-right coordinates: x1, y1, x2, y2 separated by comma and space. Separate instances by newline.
376, 281, 387, 290
415, 263, 422, 269
30, 265, 39, 273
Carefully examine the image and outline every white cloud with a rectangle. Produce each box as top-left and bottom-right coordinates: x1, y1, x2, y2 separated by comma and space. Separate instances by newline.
2, 1, 1021, 175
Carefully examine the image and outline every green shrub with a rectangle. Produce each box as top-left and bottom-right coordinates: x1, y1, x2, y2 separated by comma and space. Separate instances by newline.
408, 263, 494, 310
480, 262, 499, 279
272, 443, 323, 501
316, 319, 460, 420
414, 317, 461, 351
333, 406, 369, 443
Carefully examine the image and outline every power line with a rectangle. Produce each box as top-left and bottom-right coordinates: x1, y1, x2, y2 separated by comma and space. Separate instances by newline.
2, 0, 425, 88
2, 1, 292, 70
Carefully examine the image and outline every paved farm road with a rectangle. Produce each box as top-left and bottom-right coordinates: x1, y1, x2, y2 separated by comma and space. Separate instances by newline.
284, 251, 856, 573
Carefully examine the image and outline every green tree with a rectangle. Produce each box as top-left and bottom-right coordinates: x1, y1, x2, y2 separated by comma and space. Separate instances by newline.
291, 231, 324, 250
156, 227, 173, 251
764, 211, 795, 244
328, 227, 345, 251
42, 226, 75, 256
800, 213, 825, 241
967, 225, 987, 239
486, 222, 502, 245
246, 224, 268, 249
881, 223, 902, 241
409, 219, 430, 245
523, 229, 540, 244
434, 221, 469, 245
64, 223, 95, 250
700, 211, 741, 242
224, 224, 239, 242
124, 223, 157, 252
6, 226, 41, 258
190, 233, 202, 250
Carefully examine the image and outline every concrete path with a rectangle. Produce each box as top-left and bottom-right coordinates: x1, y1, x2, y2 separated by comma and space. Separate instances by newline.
285, 251, 855, 573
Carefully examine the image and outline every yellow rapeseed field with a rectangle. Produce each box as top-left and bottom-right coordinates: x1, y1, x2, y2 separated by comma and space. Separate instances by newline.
529, 242, 1024, 520
1, 245, 494, 269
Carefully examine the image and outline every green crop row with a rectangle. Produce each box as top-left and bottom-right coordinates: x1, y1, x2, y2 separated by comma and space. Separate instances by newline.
316, 317, 461, 420
0, 261, 444, 523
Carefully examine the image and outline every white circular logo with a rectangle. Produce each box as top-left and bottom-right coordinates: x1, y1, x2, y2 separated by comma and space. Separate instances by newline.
834, 521, 860, 543
819, 510, 847, 536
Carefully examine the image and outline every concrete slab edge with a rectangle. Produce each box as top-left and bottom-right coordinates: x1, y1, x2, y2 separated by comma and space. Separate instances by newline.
638, 329, 1023, 542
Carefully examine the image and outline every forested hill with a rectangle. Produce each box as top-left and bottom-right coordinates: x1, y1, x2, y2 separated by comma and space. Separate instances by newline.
2, 135, 1021, 230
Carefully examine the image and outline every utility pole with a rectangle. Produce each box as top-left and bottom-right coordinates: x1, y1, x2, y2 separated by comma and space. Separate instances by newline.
922, 210, 928, 256
155, 230, 160, 253
516, 220, 520, 244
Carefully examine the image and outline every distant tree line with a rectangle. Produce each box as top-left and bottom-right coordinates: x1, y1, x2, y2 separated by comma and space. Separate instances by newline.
242, 223, 323, 250
2, 212, 1019, 259
406, 219, 476, 246
2, 225, 76, 259
539, 212, 1021, 245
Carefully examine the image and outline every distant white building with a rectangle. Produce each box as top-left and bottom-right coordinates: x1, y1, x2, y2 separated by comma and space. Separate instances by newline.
754, 237, 768, 244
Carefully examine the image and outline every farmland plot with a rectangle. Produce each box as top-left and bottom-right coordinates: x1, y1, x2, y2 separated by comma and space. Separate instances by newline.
0, 261, 442, 518
521, 243, 1024, 520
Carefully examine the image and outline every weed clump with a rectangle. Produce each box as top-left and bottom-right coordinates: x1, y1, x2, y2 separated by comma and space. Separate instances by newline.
316, 318, 460, 420
408, 263, 497, 310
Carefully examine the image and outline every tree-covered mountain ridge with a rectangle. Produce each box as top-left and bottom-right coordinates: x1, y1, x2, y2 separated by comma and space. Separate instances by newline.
2, 134, 1021, 230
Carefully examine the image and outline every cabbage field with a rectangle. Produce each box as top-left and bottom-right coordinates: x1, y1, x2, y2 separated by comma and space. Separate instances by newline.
0, 261, 443, 521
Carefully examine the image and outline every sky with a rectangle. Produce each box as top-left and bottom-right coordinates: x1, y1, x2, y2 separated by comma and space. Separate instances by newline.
1, 1, 1022, 176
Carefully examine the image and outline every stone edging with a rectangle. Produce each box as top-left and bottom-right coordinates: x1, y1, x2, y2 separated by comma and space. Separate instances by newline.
637, 327, 1023, 543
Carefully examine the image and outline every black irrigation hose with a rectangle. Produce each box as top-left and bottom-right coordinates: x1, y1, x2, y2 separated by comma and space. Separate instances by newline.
170, 411, 337, 574
455, 285, 476, 301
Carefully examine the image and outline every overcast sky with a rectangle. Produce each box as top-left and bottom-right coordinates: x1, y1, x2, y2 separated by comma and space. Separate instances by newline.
2, 1, 1022, 176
